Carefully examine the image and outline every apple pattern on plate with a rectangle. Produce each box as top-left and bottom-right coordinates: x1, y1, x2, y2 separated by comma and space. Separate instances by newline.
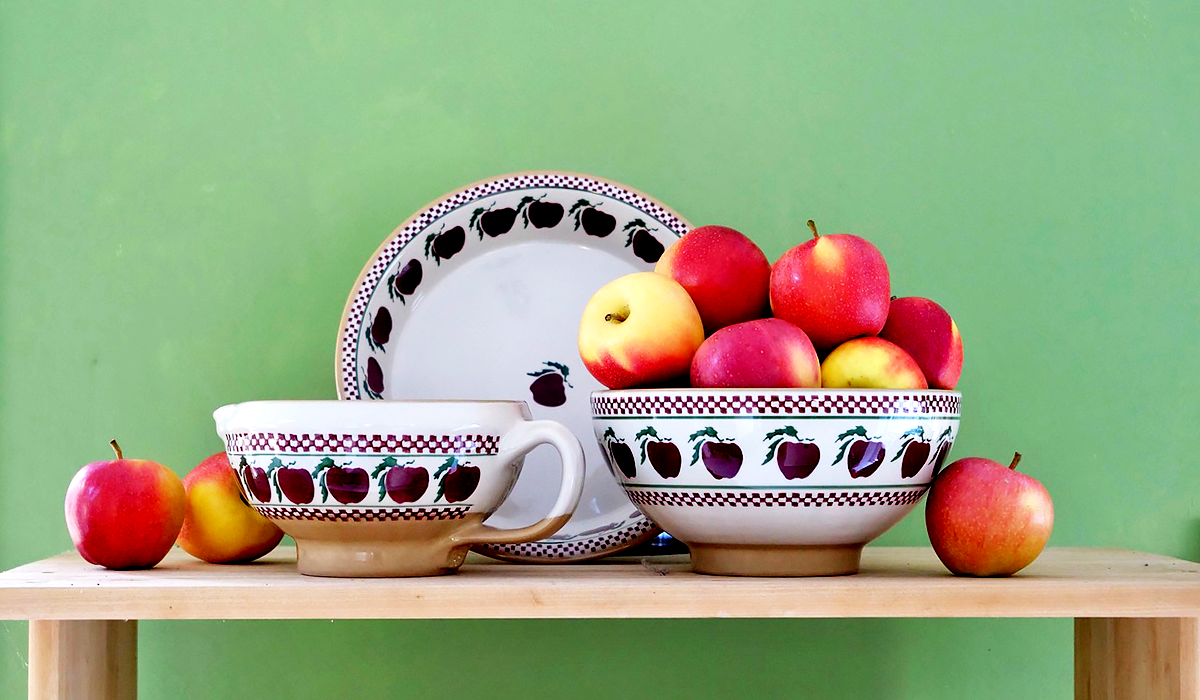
337, 172, 690, 561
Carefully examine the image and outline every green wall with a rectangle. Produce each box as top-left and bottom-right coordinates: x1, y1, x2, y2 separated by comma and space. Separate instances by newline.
2, 1, 1197, 697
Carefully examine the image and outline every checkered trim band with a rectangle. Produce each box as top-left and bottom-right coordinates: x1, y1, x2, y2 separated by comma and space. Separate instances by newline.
254, 505, 471, 522
626, 488, 927, 508
480, 518, 656, 560
592, 392, 959, 417
337, 172, 690, 400
225, 432, 499, 455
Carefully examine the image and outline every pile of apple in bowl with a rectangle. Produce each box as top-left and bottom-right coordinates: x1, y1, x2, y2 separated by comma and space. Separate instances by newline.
579, 223, 1051, 577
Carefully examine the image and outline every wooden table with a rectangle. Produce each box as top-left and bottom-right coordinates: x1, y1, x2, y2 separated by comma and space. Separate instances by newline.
1, 546, 1197, 699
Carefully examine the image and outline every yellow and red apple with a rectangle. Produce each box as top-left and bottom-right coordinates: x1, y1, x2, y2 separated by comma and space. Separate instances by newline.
880, 296, 963, 390
925, 453, 1054, 576
64, 440, 187, 570
821, 337, 928, 389
655, 225, 771, 335
177, 451, 284, 564
690, 318, 821, 388
769, 221, 891, 352
578, 272, 704, 389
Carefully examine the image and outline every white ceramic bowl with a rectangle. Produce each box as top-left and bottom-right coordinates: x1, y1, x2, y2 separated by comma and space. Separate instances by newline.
591, 388, 961, 576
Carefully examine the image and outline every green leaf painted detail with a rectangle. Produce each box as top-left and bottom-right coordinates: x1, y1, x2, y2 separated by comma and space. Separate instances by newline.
266, 458, 296, 500
688, 427, 721, 466
569, 198, 594, 230
311, 457, 350, 503
514, 196, 537, 227
433, 456, 458, 502
834, 426, 869, 466
892, 426, 926, 461
635, 426, 661, 462
762, 426, 802, 465
527, 361, 572, 386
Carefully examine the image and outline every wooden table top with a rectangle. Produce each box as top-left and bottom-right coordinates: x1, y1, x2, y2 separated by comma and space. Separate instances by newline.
1, 546, 1197, 621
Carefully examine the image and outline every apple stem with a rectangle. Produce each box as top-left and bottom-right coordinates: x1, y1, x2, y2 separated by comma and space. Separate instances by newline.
1009, 452, 1022, 471
109, 439, 123, 460
807, 220, 819, 239
604, 306, 630, 324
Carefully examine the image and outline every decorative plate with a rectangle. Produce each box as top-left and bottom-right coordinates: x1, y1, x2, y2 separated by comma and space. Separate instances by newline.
336, 172, 690, 561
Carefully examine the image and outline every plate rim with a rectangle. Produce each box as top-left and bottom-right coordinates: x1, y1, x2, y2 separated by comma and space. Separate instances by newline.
334, 170, 691, 561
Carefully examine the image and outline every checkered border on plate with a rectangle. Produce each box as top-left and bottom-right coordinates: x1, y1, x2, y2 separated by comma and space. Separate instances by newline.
254, 505, 471, 522
592, 392, 960, 417
626, 488, 927, 508
225, 432, 500, 455
337, 172, 691, 400
481, 518, 657, 560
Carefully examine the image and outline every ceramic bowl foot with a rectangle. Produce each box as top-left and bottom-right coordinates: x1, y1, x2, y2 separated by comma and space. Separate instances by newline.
688, 542, 864, 577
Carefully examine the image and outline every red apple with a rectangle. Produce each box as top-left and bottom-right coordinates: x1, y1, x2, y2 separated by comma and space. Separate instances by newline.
880, 296, 963, 389
578, 272, 705, 389
690, 318, 820, 388
177, 452, 284, 564
925, 452, 1054, 576
655, 225, 771, 335
820, 337, 928, 390
64, 440, 187, 570
769, 220, 891, 352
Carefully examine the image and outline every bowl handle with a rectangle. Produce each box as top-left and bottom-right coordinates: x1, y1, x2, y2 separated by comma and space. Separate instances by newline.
449, 419, 585, 547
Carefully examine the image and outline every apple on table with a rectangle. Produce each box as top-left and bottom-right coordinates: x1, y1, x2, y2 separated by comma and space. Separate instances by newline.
64, 440, 186, 570
925, 452, 1054, 576
177, 451, 284, 564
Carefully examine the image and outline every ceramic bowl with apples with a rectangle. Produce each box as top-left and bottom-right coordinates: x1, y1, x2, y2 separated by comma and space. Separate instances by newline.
579, 222, 1053, 577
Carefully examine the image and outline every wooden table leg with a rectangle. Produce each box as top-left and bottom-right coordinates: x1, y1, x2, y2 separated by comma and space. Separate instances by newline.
1075, 617, 1198, 699
29, 620, 137, 700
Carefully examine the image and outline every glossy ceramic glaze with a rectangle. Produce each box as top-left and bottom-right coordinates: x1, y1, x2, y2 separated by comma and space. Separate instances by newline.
214, 400, 584, 577
591, 389, 961, 576
336, 172, 690, 561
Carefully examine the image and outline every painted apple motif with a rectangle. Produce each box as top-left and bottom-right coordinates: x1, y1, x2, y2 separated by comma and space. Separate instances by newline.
434, 456, 480, 503
388, 259, 423, 303
516, 196, 564, 229
241, 458, 273, 503
602, 427, 636, 479
372, 457, 429, 504
275, 463, 316, 504
388, 259, 423, 304
569, 198, 616, 238
623, 219, 665, 263
314, 458, 369, 505
688, 427, 742, 480
363, 357, 385, 399
835, 426, 886, 479
527, 361, 572, 407
424, 224, 466, 265
470, 205, 518, 239
893, 426, 932, 479
763, 426, 820, 480
367, 307, 392, 351
931, 427, 955, 477
635, 426, 681, 479
236, 455, 253, 493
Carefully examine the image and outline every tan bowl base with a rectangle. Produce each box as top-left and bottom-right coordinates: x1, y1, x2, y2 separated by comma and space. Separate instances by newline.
283, 517, 481, 578
687, 542, 865, 577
